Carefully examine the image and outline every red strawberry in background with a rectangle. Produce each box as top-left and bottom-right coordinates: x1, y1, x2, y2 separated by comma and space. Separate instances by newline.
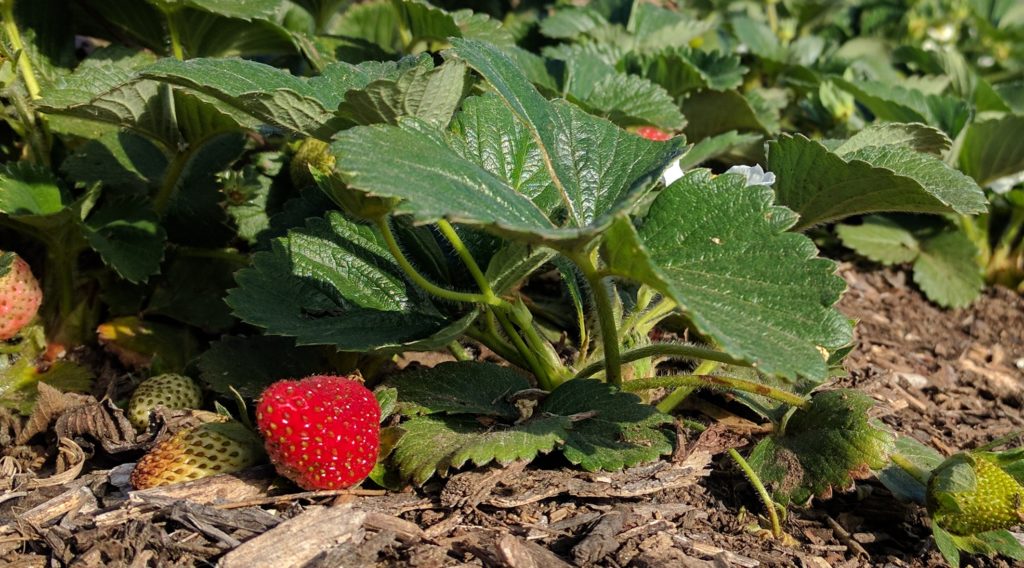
636, 126, 673, 141
256, 375, 380, 490
0, 252, 42, 341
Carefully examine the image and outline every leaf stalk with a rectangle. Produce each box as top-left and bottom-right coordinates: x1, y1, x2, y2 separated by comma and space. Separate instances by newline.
728, 447, 784, 539
625, 373, 808, 409
574, 251, 622, 387
575, 342, 750, 380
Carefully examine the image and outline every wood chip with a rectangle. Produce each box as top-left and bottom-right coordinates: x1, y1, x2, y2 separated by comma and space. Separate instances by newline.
572, 505, 629, 566
219, 504, 366, 568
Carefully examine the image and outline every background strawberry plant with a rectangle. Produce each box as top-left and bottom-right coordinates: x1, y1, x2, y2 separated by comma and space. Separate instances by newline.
2, 0, 1023, 566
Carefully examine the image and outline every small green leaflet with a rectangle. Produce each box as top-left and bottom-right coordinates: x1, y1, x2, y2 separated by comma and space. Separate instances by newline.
836, 216, 983, 308
226, 211, 477, 353
746, 389, 895, 506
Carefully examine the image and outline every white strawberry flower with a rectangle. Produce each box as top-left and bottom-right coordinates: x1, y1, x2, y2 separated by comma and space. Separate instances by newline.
725, 164, 776, 187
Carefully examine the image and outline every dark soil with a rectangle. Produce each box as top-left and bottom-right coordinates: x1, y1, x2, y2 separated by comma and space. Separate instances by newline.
2, 263, 1022, 568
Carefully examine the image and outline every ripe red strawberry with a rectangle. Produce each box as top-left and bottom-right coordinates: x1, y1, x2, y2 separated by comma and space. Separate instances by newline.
0, 252, 42, 341
636, 126, 673, 141
256, 375, 380, 490
128, 374, 204, 430
130, 419, 265, 489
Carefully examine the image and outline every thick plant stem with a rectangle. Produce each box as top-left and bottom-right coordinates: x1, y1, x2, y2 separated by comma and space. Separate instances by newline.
575, 253, 622, 387
575, 342, 750, 380
626, 374, 809, 409
729, 448, 783, 539
2, 2, 42, 99
375, 218, 494, 305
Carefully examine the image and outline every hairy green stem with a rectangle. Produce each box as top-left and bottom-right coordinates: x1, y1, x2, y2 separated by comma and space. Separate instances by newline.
890, 453, 933, 486
375, 217, 493, 305
656, 360, 716, 413
2, 2, 42, 99
448, 341, 471, 362
618, 295, 676, 339
7, 87, 49, 166
729, 447, 783, 539
466, 325, 524, 368
576, 342, 750, 380
493, 309, 551, 390
153, 150, 191, 216
625, 374, 808, 408
436, 220, 498, 303
164, 10, 186, 60
575, 252, 622, 387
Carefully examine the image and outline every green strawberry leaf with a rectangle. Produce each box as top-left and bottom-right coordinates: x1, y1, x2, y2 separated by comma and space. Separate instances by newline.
601, 171, 851, 381
146, 252, 243, 331
959, 115, 1024, 187
627, 47, 746, 98
220, 165, 275, 246
227, 211, 477, 353
388, 374, 674, 484
80, 191, 166, 283
385, 361, 530, 419
337, 59, 468, 127
141, 54, 429, 137
36, 48, 182, 147
392, 414, 572, 485
162, 0, 283, 21
912, 227, 984, 309
834, 122, 952, 156
333, 39, 685, 249
539, 7, 607, 39
0, 162, 71, 219
676, 130, 763, 170
197, 335, 350, 398
837, 216, 983, 308
836, 215, 921, 265
934, 524, 1024, 568
746, 389, 895, 506
539, 378, 674, 471
832, 77, 971, 136
559, 52, 686, 130
681, 89, 774, 142
768, 134, 987, 230
393, 0, 514, 48
61, 130, 167, 194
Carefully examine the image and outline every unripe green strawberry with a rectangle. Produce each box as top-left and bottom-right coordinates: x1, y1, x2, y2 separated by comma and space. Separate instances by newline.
0, 252, 42, 341
130, 419, 265, 489
290, 137, 335, 189
927, 452, 1024, 535
256, 375, 380, 490
301, 140, 398, 220
128, 374, 203, 430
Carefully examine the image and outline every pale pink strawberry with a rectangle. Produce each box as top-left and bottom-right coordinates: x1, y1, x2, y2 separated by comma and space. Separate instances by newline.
0, 252, 42, 340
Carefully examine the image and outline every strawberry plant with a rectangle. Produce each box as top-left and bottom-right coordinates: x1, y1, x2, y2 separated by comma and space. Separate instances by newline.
1, 0, 1023, 565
